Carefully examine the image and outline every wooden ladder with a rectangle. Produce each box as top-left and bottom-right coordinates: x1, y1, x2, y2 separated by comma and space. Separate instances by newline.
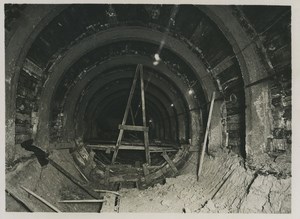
111, 64, 151, 165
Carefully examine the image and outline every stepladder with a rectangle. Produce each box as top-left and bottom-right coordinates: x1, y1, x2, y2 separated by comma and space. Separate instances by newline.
111, 64, 151, 165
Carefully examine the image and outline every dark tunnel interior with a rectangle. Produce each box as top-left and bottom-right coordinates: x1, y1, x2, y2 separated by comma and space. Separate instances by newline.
5, 3, 292, 213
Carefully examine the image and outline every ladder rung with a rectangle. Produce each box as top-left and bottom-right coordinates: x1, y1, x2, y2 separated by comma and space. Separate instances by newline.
118, 124, 149, 132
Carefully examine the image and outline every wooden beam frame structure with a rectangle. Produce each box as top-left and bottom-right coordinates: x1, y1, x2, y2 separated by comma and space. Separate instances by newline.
111, 64, 151, 165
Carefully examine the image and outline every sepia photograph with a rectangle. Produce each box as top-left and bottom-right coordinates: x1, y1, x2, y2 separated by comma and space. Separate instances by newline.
3, 1, 296, 215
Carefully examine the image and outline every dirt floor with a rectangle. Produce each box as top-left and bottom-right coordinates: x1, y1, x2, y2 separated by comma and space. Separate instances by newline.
6, 149, 291, 213
117, 153, 291, 213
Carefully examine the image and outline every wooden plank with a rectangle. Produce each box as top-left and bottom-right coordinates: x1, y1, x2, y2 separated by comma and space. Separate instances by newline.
94, 189, 120, 196
140, 65, 151, 165
162, 151, 178, 174
211, 56, 235, 76
20, 186, 61, 212
197, 92, 216, 181
73, 164, 89, 183
5, 189, 34, 212
101, 176, 140, 183
87, 144, 177, 152
88, 140, 180, 147
59, 199, 105, 203
118, 124, 149, 132
23, 58, 43, 78
112, 65, 141, 164
112, 129, 124, 163
142, 163, 150, 184
48, 159, 100, 199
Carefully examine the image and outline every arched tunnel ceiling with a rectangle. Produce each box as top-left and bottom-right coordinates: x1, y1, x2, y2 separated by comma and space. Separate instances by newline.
9, 4, 247, 174
5, 4, 292, 183
19, 5, 243, 146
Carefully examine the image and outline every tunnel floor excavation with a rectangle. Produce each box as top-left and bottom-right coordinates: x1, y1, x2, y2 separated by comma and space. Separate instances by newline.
5, 4, 292, 213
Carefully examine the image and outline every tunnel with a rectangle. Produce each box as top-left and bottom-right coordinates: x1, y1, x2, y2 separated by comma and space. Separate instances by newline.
5, 4, 292, 213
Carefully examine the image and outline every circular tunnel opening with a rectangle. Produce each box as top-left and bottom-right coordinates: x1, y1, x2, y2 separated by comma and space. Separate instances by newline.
47, 37, 208, 182
5, 4, 292, 213
74, 64, 197, 169
11, 4, 249, 187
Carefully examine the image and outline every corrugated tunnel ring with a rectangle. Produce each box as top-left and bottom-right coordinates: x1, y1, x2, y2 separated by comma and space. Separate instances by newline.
9, 4, 261, 187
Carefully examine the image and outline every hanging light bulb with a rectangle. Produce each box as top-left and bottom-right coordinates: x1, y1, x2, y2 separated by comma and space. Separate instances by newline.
153, 61, 159, 66
170, 103, 174, 107
153, 53, 161, 66
154, 53, 160, 61
188, 89, 194, 95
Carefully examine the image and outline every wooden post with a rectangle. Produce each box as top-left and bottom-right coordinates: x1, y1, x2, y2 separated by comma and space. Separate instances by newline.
21, 186, 61, 212
140, 66, 151, 165
197, 91, 216, 181
114, 195, 121, 213
130, 106, 135, 126
142, 163, 150, 176
112, 65, 140, 164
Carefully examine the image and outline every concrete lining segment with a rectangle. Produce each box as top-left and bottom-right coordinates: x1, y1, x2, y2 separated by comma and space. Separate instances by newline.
200, 6, 272, 167
5, 5, 67, 161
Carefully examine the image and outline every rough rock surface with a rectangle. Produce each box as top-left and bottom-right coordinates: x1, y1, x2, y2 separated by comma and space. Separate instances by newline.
6, 150, 291, 213
119, 153, 291, 213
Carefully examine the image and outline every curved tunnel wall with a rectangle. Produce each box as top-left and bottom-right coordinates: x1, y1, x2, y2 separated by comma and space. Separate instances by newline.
5, 4, 291, 179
